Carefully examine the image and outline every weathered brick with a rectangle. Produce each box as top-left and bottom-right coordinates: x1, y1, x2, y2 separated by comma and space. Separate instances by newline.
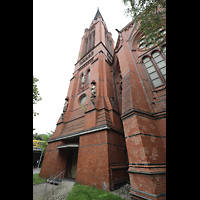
39, 9, 166, 199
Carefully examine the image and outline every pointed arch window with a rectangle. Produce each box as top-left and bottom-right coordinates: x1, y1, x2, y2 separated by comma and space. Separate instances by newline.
84, 38, 88, 55
79, 73, 84, 90
142, 49, 166, 89
143, 57, 163, 88
83, 30, 95, 56
152, 51, 166, 80
87, 69, 90, 84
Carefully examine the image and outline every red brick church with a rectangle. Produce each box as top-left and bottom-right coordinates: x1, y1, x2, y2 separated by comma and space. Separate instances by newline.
40, 9, 166, 200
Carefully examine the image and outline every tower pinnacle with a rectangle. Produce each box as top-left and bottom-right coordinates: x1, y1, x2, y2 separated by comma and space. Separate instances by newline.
94, 8, 104, 21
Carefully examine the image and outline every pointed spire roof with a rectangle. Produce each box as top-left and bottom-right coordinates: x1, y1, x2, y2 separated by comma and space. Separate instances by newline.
94, 8, 104, 21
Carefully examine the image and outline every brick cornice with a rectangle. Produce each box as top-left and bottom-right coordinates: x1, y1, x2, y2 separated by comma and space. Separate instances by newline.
121, 107, 166, 121
130, 188, 166, 199
47, 124, 124, 143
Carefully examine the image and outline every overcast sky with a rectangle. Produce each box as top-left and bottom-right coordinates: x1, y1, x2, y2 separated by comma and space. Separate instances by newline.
33, 0, 132, 135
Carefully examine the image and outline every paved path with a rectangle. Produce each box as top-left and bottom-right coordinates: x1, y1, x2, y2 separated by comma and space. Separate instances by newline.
33, 179, 75, 200
33, 183, 58, 200
45, 180, 75, 200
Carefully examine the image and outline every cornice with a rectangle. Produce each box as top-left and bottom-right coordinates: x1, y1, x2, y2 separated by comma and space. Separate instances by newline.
121, 107, 166, 121
75, 41, 112, 66
74, 42, 113, 74
47, 124, 123, 143
48, 124, 110, 143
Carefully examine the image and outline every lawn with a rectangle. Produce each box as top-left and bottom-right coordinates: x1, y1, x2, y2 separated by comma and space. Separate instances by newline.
33, 173, 47, 184
67, 182, 125, 200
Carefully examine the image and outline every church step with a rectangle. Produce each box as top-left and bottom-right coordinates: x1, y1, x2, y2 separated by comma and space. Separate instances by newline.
47, 177, 75, 185
47, 178, 62, 185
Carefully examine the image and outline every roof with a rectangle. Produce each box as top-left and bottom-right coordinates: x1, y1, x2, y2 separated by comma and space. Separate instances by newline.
94, 8, 104, 21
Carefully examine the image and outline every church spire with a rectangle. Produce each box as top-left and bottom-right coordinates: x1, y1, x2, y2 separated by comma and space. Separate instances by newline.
94, 8, 104, 21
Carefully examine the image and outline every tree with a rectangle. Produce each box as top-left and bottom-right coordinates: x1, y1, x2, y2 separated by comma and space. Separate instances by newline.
123, 0, 166, 49
33, 131, 53, 157
33, 76, 42, 117
33, 133, 43, 140
40, 131, 53, 156
33, 132, 53, 168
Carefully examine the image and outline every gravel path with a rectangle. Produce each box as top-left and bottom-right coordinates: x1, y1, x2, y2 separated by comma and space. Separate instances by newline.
112, 184, 131, 200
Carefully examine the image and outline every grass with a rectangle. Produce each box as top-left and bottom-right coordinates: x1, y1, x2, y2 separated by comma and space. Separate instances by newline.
67, 182, 125, 200
33, 173, 47, 184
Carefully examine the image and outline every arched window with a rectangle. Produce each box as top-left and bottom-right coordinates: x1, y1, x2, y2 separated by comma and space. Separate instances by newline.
79, 73, 84, 90
83, 30, 95, 56
88, 35, 92, 51
143, 57, 163, 88
142, 49, 166, 89
79, 94, 87, 105
152, 51, 166, 80
92, 31, 95, 48
84, 38, 88, 55
136, 29, 166, 51
87, 69, 90, 84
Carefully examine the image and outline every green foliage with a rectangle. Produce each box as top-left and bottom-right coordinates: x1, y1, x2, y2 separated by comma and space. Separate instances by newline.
33, 133, 43, 140
33, 76, 42, 105
67, 182, 125, 200
33, 76, 42, 117
33, 131, 53, 156
123, 0, 166, 49
40, 131, 53, 156
33, 173, 46, 184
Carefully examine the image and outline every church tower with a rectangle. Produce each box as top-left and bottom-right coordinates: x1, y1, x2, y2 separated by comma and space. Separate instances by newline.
40, 9, 129, 191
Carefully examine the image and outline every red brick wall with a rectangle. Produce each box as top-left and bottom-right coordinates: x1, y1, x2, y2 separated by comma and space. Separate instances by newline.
39, 140, 67, 179
129, 173, 166, 200
114, 22, 166, 199
76, 129, 128, 190
76, 130, 110, 190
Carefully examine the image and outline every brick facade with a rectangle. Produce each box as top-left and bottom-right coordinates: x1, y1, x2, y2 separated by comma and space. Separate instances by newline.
39, 9, 166, 199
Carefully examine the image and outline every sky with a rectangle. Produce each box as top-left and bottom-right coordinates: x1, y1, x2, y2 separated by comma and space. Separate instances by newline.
33, 0, 132, 135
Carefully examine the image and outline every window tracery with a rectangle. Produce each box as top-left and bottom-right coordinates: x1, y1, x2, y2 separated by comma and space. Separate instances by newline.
141, 46, 166, 89
136, 29, 166, 51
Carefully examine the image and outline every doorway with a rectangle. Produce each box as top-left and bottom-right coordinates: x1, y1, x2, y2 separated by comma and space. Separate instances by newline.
68, 149, 78, 178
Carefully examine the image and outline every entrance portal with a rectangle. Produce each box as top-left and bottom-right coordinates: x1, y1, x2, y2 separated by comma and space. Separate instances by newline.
71, 149, 78, 178
68, 148, 78, 178
57, 143, 79, 179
